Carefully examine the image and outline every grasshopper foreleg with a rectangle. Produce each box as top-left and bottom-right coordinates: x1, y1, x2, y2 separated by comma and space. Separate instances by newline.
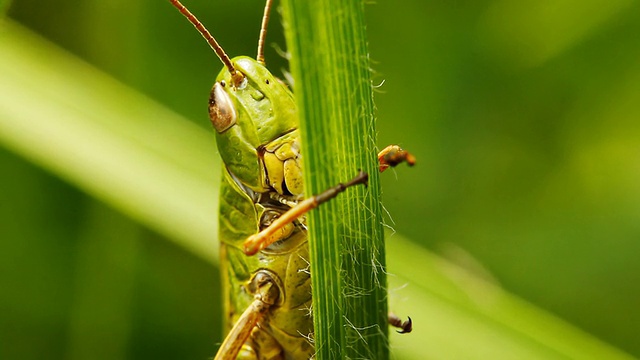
244, 145, 416, 256
243, 171, 369, 255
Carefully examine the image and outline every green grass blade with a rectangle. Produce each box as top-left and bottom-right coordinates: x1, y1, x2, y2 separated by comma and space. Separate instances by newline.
281, 1, 387, 358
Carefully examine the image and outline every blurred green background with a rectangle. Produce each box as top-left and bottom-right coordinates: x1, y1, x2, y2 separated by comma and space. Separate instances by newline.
1, 0, 639, 359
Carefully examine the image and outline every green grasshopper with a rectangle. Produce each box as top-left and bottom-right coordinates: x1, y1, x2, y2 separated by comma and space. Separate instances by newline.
169, 1, 414, 358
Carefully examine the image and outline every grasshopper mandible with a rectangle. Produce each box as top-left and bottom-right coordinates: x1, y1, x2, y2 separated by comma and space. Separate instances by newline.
169, 1, 413, 358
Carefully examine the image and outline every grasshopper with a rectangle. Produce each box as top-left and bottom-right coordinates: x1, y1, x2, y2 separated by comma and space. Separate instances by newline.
169, 1, 413, 358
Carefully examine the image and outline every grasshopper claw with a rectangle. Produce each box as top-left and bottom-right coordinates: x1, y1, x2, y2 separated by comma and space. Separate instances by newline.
388, 313, 412, 334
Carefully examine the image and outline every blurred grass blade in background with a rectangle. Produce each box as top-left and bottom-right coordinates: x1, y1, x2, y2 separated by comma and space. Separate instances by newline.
0, 19, 220, 264
386, 236, 636, 359
0, 16, 636, 360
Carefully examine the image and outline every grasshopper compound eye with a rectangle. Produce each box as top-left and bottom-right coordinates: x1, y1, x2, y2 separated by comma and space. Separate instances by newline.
209, 82, 237, 133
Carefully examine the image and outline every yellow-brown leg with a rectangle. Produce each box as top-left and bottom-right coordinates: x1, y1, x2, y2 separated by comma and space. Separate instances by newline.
243, 171, 369, 255
215, 271, 281, 360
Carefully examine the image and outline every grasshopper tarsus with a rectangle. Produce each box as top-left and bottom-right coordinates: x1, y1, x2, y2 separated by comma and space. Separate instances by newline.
397, 316, 412, 334
243, 172, 369, 256
389, 313, 412, 334
378, 145, 416, 172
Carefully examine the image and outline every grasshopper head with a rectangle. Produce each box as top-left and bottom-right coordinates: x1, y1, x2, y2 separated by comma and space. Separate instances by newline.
210, 56, 298, 193
168, 1, 297, 195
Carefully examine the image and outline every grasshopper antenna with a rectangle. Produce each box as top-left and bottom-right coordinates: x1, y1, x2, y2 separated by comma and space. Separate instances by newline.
169, 0, 244, 85
256, 0, 274, 65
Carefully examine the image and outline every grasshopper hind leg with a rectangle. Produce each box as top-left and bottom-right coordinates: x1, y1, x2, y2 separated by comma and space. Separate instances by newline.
215, 271, 282, 360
